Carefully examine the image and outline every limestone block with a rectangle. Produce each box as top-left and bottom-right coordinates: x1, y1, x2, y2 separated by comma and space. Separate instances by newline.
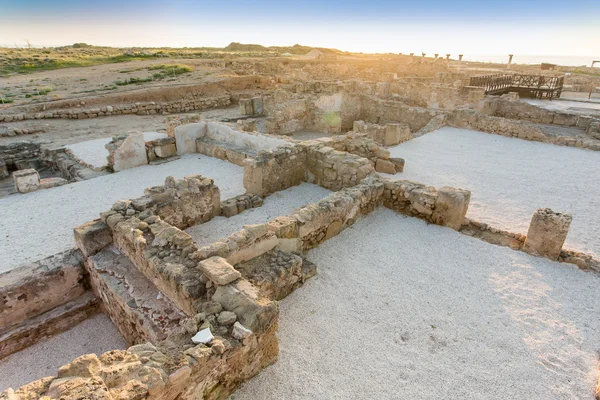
154, 143, 177, 158
385, 123, 412, 146
175, 122, 207, 155
200, 256, 242, 286
523, 208, 572, 260
212, 279, 278, 332
13, 168, 40, 193
240, 99, 254, 115
112, 133, 148, 171
432, 187, 471, 230
237, 119, 257, 132
390, 157, 405, 173
251, 97, 264, 115
40, 177, 68, 189
375, 159, 396, 174
552, 112, 578, 127
74, 219, 113, 257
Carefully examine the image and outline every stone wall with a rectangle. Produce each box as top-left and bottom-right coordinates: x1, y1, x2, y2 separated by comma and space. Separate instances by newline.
0, 97, 230, 125
0, 249, 85, 334
480, 97, 580, 127
382, 179, 471, 230
314, 132, 404, 174
0, 142, 42, 171
176, 121, 289, 157
0, 249, 93, 359
358, 95, 438, 132
98, 175, 221, 316
353, 120, 412, 146
305, 143, 375, 191
244, 146, 308, 196
291, 177, 384, 250
449, 109, 600, 151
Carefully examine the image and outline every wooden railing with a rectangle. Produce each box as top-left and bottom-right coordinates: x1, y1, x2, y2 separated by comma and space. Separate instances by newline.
469, 74, 564, 99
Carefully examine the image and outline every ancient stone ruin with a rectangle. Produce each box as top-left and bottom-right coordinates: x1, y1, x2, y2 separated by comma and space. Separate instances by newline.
1, 54, 600, 399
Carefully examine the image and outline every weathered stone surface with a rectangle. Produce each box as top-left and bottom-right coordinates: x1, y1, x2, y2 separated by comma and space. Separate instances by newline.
74, 219, 112, 257
13, 168, 40, 193
39, 177, 68, 189
200, 257, 241, 286
106, 133, 148, 172
431, 187, 471, 230
0, 248, 85, 334
212, 279, 278, 332
523, 208, 572, 260
375, 158, 396, 174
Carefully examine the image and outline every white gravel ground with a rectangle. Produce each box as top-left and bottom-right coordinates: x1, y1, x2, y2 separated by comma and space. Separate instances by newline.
0, 154, 244, 273
0, 313, 127, 392
186, 183, 331, 247
65, 132, 168, 169
234, 208, 600, 400
384, 127, 600, 257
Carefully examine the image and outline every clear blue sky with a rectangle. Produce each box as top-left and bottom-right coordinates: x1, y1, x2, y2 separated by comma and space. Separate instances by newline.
0, 0, 598, 55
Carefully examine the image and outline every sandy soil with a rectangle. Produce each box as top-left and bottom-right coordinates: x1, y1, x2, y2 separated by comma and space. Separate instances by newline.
385, 127, 600, 257
234, 208, 600, 400
0, 154, 245, 273
0, 58, 225, 108
0, 313, 127, 392
186, 183, 331, 247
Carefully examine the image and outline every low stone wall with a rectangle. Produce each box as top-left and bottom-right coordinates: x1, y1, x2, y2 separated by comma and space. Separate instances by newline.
0, 96, 230, 124
450, 109, 547, 141
481, 97, 580, 127
220, 194, 263, 218
382, 179, 471, 230
353, 120, 412, 146
292, 178, 384, 250
0, 249, 91, 359
0, 142, 42, 171
244, 146, 308, 196
450, 109, 600, 151
314, 132, 405, 174
305, 143, 374, 191
359, 95, 438, 132
0, 249, 85, 334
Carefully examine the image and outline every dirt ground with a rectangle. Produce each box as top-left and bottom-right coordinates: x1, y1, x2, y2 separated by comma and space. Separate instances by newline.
0, 58, 234, 109
0, 105, 243, 148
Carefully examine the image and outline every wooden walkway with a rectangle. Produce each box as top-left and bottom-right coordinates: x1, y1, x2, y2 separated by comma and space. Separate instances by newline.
469, 74, 564, 99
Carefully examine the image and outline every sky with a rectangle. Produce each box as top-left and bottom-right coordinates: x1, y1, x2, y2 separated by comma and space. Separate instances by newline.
0, 0, 599, 56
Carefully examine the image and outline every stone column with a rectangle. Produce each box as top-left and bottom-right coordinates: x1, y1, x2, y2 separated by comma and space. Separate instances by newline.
458, 54, 463, 62
446, 54, 451, 61
508, 54, 514, 65
523, 208, 572, 260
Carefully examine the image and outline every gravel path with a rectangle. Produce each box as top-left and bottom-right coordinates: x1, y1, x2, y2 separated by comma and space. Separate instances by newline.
384, 127, 600, 257
0, 154, 245, 273
0, 313, 127, 392
65, 132, 167, 169
234, 208, 600, 400
186, 183, 331, 247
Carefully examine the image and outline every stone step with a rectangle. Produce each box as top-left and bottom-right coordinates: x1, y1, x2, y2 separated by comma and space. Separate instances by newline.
86, 246, 189, 346
0, 292, 99, 360
235, 249, 317, 301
